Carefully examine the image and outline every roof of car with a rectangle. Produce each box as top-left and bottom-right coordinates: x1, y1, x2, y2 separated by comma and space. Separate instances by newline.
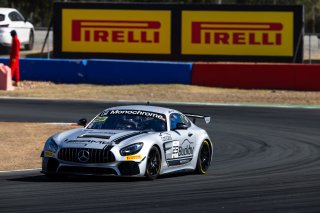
0, 8, 17, 15
105, 105, 181, 115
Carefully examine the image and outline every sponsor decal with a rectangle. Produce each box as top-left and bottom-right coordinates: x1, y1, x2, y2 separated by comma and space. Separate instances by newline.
64, 139, 112, 145
161, 133, 172, 142
171, 139, 194, 159
165, 139, 194, 166
172, 140, 180, 159
191, 22, 283, 45
182, 11, 293, 56
125, 155, 142, 160
93, 117, 108, 122
62, 9, 171, 54
72, 20, 160, 43
103, 110, 165, 121
44, 151, 55, 158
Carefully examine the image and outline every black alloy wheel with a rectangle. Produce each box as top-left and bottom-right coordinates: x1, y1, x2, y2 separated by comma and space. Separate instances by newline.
145, 146, 161, 180
196, 140, 211, 174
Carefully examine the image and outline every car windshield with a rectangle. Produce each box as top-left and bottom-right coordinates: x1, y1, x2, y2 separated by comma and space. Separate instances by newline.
87, 110, 167, 132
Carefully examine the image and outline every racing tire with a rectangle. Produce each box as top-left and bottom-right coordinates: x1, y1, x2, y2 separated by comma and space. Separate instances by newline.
195, 140, 211, 174
24, 30, 34, 50
145, 146, 161, 180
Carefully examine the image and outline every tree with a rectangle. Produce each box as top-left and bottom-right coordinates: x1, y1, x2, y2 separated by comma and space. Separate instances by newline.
0, 0, 319, 33
0, 0, 53, 27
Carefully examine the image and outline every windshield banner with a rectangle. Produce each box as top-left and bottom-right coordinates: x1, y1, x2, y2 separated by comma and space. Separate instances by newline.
102, 110, 165, 120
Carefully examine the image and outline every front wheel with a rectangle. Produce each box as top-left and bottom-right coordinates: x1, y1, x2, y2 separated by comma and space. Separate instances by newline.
145, 146, 161, 180
195, 140, 211, 174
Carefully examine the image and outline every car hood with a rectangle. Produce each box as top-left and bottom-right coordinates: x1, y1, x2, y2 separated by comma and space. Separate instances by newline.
53, 128, 152, 149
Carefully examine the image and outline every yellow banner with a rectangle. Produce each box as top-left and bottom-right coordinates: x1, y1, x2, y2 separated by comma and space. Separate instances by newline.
182, 11, 293, 56
62, 9, 171, 54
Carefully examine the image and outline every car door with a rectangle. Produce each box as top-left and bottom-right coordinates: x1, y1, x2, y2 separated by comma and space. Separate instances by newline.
163, 113, 196, 167
8, 11, 28, 43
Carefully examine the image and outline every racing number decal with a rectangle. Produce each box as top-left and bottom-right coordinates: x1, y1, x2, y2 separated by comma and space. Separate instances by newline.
172, 141, 179, 158
164, 139, 194, 166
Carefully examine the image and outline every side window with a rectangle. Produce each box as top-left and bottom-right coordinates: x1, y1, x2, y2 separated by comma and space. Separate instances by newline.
181, 115, 191, 127
8, 12, 24, 22
16, 12, 24, 21
9, 12, 17, 21
170, 113, 191, 130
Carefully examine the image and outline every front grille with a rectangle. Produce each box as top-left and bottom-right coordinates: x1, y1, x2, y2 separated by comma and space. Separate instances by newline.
58, 146, 115, 163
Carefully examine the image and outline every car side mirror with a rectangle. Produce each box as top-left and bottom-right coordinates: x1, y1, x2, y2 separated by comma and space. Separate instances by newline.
175, 123, 188, 130
77, 118, 87, 127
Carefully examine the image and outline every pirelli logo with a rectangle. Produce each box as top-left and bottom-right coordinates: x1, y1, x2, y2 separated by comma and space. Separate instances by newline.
182, 11, 294, 56
62, 9, 171, 54
71, 20, 161, 43
192, 22, 283, 45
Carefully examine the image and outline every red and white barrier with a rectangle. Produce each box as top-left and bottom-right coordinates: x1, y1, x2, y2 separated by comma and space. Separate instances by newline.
0, 63, 14, 91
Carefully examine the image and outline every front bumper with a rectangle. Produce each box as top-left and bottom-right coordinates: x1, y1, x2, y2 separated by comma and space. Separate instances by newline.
41, 156, 145, 177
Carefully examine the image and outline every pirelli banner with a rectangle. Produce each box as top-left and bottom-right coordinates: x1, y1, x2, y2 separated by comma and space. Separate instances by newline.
54, 3, 303, 63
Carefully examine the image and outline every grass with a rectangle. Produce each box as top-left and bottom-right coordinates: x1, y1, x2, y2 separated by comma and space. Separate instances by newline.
1, 81, 320, 105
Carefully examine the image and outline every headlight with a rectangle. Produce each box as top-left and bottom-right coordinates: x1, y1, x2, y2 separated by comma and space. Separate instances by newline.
120, 143, 143, 156
44, 138, 58, 153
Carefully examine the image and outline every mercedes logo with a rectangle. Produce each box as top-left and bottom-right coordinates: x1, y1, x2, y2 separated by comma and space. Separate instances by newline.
78, 150, 90, 163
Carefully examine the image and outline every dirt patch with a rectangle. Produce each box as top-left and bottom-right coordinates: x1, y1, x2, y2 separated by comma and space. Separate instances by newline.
0, 122, 77, 171
0, 81, 320, 105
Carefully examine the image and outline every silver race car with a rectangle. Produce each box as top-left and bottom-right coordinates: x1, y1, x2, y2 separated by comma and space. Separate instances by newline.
41, 105, 213, 180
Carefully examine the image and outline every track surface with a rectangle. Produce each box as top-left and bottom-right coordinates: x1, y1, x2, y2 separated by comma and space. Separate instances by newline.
0, 99, 319, 212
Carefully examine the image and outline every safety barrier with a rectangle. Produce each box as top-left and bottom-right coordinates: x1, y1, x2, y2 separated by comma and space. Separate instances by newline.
1, 58, 319, 91
0, 58, 192, 85
0, 58, 86, 83
86, 60, 192, 84
192, 63, 320, 91
20, 58, 87, 83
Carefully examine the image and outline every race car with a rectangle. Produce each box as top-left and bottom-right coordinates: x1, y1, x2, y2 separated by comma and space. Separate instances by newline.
41, 105, 213, 180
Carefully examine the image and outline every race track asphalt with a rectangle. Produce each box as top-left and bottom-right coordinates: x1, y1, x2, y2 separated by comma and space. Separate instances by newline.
0, 98, 319, 213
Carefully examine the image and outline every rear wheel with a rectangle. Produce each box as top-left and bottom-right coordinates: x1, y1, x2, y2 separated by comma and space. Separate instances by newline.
196, 140, 211, 174
145, 146, 161, 180
24, 30, 34, 50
